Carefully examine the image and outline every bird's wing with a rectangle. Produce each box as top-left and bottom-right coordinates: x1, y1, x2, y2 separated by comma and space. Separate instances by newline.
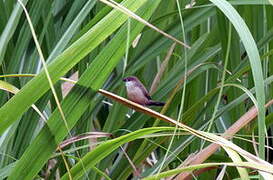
136, 79, 152, 100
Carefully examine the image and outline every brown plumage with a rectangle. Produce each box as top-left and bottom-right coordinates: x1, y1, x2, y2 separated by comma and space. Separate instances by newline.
123, 76, 165, 106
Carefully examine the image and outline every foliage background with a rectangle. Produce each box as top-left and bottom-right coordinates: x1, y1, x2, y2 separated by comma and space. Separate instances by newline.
0, 0, 273, 179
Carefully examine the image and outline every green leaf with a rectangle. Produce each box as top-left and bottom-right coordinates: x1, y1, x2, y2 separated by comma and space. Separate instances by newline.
0, 0, 149, 136
0, 0, 29, 65
61, 127, 174, 180
7, 1, 160, 179
210, 0, 265, 159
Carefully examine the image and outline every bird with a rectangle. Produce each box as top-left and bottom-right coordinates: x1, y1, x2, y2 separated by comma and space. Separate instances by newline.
122, 76, 165, 106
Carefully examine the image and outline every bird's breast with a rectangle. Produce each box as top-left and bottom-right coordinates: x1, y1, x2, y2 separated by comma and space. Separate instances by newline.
126, 85, 148, 105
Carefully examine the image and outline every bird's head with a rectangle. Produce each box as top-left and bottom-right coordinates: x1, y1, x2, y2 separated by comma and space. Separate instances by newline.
122, 76, 137, 82
123, 76, 138, 87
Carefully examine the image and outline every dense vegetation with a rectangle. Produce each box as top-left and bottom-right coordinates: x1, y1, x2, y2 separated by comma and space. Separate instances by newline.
0, 0, 273, 179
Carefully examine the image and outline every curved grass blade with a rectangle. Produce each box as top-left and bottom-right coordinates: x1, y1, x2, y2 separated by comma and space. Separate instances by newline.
0, 0, 29, 65
0, 0, 149, 136
209, 0, 265, 159
7, 1, 160, 179
61, 127, 174, 180
142, 162, 273, 180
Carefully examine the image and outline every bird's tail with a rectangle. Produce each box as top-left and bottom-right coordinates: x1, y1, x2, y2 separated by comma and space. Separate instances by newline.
147, 100, 165, 106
